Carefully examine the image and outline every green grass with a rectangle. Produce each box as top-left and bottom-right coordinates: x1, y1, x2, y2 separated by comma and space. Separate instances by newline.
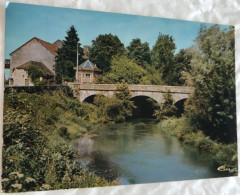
2, 88, 120, 192
158, 117, 238, 175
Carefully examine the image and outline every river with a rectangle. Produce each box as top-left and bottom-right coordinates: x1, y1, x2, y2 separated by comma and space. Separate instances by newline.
71, 118, 229, 185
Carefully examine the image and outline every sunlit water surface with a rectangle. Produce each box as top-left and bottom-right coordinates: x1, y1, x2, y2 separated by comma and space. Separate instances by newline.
71, 119, 228, 184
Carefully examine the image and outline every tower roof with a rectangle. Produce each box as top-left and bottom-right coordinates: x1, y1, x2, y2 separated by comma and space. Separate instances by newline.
79, 59, 98, 69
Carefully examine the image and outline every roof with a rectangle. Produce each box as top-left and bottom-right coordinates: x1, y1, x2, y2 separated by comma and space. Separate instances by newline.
53, 40, 63, 48
16, 61, 54, 76
79, 59, 98, 69
10, 37, 60, 56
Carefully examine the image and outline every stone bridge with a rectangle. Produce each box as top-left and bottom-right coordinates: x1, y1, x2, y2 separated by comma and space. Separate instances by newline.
68, 83, 194, 105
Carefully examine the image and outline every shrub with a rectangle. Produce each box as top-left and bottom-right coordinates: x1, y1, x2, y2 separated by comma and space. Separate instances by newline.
154, 91, 177, 121
195, 137, 215, 153
215, 144, 238, 166
58, 125, 69, 138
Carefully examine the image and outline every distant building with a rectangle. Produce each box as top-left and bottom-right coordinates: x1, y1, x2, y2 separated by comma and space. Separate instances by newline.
9, 37, 61, 86
75, 59, 101, 84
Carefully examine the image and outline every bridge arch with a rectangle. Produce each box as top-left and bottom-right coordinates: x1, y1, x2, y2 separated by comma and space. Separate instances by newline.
130, 95, 160, 118
174, 98, 188, 116
83, 94, 106, 103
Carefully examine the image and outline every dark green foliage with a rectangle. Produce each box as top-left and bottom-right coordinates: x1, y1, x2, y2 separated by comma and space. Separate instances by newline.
151, 33, 176, 85
26, 63, 54, 86
185, 25, 236, 143
58, 125, 69, 138
114, 83, 136, 118
172, 49, 193, 85
159, 117, 238, 175
127, 38, 151, 68
154, 91, 177, 120
89, 34, 125, 73
6, 88, 19, 108
215, 143, 238, 167
2, 89, 118, 192
27, 64, 44, 81
55, 26, 84, 83
93, 84, 135, 123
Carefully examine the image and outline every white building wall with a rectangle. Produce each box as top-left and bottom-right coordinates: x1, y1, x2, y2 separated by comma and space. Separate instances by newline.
11, 69, 34, 86
10, 39, 55, 86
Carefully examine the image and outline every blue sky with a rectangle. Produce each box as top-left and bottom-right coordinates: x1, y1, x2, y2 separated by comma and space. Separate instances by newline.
5, 2, 230, 78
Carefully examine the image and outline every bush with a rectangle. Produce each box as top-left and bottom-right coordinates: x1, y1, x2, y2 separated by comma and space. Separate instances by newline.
154, 91, 177, 121
195, 137, 215, 153
58, 125, 69, 138
2, 89, 118, 192
215, 144, 238, 166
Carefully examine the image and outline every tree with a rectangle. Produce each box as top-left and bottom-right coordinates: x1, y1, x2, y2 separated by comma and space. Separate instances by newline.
114, 83, 136, 118
93, 84, 135, 122
186, 25, 236, 143
55, 26, 83, 83
151, 33, 176, 85
98, 55, 147, 84
172, 49, 193, 85
153, 91, 177, 121
89, 34, 125, 73
127, 38, 151, 68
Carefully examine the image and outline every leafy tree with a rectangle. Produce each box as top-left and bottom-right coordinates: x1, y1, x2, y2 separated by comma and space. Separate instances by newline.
153, 91, 177, 121
98, 55, 147, 84
93, 84, 135, 122
89, 34, 125, 72
114, 83, 136, 118
186, 25, 236, 143
151, 33, 176, 84
93, 95, 124, 122
127, 38, 151, 68
172, 49, 193, 85
55, 26, 83, 83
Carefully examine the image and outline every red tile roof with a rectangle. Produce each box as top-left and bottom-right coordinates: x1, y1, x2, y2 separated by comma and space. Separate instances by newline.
10, 37, 60, 56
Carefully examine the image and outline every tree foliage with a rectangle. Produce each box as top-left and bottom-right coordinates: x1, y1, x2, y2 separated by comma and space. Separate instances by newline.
26, 64, 54, 86
2, 89, 118, 192
55, 26, 83, 83
93, 84, 135, 123
98, 55, 148, 84
127, 38, 151, 68
172, 49, 193, 85
186, 25, 236, 143
151, 33, 176, 85
153, 91, 177, 121
89, 34, 125, 73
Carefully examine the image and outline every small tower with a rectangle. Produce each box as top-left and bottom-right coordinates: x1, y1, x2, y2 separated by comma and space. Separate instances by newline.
75, 59, 102, 84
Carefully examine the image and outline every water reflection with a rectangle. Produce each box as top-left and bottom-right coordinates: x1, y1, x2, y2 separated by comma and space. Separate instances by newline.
72, 119, 229, 184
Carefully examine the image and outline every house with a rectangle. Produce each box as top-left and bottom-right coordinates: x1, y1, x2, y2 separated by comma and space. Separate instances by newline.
75, 59, 102, 84
9, 37, 62, 86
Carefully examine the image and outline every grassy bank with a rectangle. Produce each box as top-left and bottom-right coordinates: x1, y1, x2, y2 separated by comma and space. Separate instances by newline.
158, 117, 238, 175
2, 87, 119, 192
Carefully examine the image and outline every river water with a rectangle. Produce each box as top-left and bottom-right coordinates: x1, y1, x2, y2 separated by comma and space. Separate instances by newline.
71, 119, 228, 185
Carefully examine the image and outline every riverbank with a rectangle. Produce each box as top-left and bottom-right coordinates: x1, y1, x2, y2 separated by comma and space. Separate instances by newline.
2, 86, 237, 192
158, 117, 238, 175
2, 87, 119, 192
